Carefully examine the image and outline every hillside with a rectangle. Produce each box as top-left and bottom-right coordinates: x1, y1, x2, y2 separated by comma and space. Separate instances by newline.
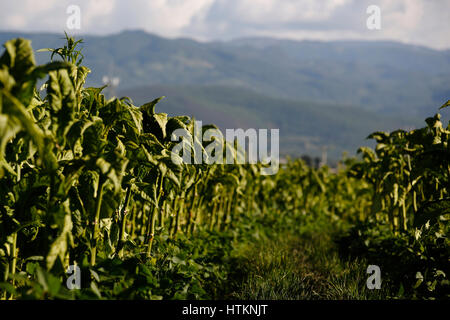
1, 30, 449, 118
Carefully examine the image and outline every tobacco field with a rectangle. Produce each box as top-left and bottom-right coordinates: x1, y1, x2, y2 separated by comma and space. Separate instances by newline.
0, 36, 448, 300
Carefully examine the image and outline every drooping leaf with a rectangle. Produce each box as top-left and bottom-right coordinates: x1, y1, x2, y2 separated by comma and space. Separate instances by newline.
414, 198, 450, 228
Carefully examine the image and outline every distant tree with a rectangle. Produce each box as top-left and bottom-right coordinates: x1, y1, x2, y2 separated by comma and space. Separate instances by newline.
314, 157, 321, 169
301, 155, 312, 167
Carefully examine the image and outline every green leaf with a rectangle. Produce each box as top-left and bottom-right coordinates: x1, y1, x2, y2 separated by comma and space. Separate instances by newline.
47, 69, 76, 138
46, 208, 73, 270
439, 100, 450, 109
0, 38, 35, 81
0, 89, 49, 167
0, 66, 16, 90
414, 198, 450, 228
28, 61, 71, 80
367, 131, 389, 142
140, 96, 165, 115
90, 281, 102, 299
0, 282, 17, 295
413, 272, 424, 289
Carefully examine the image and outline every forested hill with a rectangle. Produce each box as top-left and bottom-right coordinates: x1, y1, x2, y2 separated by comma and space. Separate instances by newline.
1, 30, 449, 117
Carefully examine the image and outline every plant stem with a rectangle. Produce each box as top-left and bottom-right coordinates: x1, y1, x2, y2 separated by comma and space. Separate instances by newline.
90, 178, 105, 267
146, 206, 157, 258
174, 195, 184, 237
147, 173, 165, 258
117, 186, 133, 258
9, 232, 17, 300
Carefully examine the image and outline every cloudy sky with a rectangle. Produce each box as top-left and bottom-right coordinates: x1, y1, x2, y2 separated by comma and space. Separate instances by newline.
0, 0, 449, 49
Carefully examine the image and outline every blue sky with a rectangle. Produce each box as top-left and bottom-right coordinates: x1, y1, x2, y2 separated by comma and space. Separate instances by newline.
0, 0, 449, 49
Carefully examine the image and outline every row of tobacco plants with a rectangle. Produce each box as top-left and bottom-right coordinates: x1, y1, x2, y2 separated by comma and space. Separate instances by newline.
0, 36, 448, 299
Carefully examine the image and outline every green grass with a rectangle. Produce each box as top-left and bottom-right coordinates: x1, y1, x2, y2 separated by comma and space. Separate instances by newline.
221, 216, 393, 300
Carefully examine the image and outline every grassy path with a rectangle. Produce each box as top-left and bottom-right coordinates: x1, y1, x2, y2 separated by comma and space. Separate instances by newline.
221, 220, 389, 300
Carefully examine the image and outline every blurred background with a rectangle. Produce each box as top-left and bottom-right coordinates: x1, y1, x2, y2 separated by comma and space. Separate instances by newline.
1, 0, 449, 162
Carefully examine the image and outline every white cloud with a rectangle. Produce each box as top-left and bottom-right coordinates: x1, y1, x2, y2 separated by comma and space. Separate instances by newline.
233, 0, 350, 23
0, 0, 448, 49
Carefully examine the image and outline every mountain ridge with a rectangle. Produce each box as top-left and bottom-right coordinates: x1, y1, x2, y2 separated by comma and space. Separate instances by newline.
1, 29, 449, 118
